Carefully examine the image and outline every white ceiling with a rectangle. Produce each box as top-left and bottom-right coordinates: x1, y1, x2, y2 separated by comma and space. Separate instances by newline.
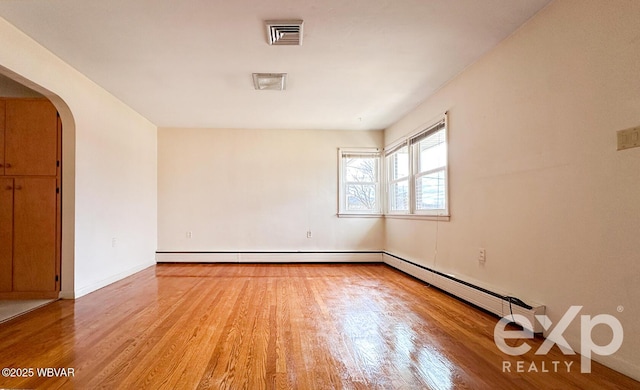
0, 0, 551, 130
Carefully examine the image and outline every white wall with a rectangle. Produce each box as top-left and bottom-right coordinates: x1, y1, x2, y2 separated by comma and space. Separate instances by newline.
0, 17, 158, 298
384, 0, 640, 379
158, 128, 383, 253
0, 73, 43, 97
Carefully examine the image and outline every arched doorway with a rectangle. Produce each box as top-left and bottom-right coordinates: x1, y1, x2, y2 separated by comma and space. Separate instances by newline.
0, 68, 75, 312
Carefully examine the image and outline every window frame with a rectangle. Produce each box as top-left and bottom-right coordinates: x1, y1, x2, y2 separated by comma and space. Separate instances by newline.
384, 114, 450, 218
385, 142, 410, 215
338, 147, 382, 216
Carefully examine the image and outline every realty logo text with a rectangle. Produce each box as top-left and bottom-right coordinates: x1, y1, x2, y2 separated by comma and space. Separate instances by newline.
494, 305, 623, 373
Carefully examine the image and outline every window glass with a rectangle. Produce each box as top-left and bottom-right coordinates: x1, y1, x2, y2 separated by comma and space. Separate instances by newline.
384, 117, 448, 216
339, 149, 381, 215
416, 170, 446, 211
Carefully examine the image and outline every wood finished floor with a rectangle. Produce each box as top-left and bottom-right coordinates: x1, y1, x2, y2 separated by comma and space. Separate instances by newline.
0, 263, 636, 389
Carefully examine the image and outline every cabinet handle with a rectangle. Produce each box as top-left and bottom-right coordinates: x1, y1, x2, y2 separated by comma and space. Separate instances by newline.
0, 163, 3, 168
4, 186, 11, 190
5, 163, 11, 168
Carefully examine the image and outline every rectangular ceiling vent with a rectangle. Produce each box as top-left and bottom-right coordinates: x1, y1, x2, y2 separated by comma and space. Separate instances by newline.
265, 20, 303, 46
252, 73, 287, 91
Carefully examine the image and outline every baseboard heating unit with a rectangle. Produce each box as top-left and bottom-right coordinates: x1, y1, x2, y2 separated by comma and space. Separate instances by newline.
383, 252, 546, 334
155, 251, 383, 264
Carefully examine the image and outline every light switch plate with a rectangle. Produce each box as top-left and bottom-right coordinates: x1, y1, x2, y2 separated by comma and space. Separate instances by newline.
617, 126, 640, 151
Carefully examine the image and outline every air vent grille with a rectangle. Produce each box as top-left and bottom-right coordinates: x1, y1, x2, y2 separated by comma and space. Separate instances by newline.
265, 20, 303, 46
252, 73, 287, 91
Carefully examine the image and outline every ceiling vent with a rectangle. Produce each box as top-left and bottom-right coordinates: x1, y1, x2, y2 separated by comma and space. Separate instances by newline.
252, 73, 287, 91
265, 20, 303, 45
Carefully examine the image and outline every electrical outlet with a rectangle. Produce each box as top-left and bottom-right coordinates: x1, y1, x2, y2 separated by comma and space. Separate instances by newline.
306, 230, 312, 238
111, 237, 117, 248
186, 231, 192, 239
479, 248, 486, 264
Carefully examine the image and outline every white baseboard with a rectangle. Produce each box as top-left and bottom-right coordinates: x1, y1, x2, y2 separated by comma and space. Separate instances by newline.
156, 251, 383, 263
592, 353, 640, 382
59, 289, 75, 299
73, 260, 156, 299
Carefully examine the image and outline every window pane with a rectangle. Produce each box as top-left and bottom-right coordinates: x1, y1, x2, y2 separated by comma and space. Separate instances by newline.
346, 157, 377, 182
390, 147, 409, 180
390, 180, 409, 211
416, 170, 446, 210
417, 130, 446, 173
346, 184, 377, 211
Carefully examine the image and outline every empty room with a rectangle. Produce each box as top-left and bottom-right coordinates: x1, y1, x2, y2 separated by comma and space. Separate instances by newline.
0, 0, 638, 389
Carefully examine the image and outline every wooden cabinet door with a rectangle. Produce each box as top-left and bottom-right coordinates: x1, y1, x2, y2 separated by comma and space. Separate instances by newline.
5, 100, 58, 176
0, 100, 5, 175
0, 178, 13, 292
12, 177, 57, 292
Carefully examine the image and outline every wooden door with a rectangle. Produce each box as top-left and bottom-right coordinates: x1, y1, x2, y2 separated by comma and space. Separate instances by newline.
5, 99, 58, 176
0, 178, 13, 292
12, 177, 57, 292
0, 100, 5, 175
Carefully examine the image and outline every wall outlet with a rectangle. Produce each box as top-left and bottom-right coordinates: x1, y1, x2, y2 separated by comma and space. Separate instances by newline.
479, 248, 486, 264
186, 231, 192, 239
306, 230, 312, 238
111, 237, 117, 248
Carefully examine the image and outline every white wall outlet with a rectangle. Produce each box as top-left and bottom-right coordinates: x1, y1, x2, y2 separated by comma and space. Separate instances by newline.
306, 230, 312, 238
111, 237, 117, 248
479, 248, 486, 264
186, 231, 192, 239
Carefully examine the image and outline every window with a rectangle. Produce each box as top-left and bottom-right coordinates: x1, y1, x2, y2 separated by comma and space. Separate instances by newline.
412, 125, 447, 212
386, 143, 409, 212
385, 116, 448, 216
338, 148, 381, 215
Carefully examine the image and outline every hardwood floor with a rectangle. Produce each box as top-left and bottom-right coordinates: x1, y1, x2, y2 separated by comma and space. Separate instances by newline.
0, 263, 636, 389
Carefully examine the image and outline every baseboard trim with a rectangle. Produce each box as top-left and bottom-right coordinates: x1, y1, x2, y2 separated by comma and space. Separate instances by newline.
74, 260, 156, 299
155, 251, 383, 263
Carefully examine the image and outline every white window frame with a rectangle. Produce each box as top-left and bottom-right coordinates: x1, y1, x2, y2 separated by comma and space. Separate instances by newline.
385, 142, 410, 215
384, 114, 450, 218
338, 148, 382, 216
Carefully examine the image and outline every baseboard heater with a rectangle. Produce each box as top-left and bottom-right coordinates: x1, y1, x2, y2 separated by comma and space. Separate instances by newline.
155, 251, 383, 263
383, 252, 546, 334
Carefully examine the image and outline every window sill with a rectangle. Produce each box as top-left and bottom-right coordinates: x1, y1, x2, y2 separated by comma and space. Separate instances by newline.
337, 213, 384, 218
384, 214, 450, 221
337, 213, 449, 221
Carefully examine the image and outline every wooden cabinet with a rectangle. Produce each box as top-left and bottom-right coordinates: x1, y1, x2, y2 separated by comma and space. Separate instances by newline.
4, 100, 58, 176
0, 99, 60, 298
0, 100, 5, 176
13, 178, 58, 292
0, 178, 12, 292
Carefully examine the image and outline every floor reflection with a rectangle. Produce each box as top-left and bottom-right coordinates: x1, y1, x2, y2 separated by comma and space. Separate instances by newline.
329, 281, 454, 389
